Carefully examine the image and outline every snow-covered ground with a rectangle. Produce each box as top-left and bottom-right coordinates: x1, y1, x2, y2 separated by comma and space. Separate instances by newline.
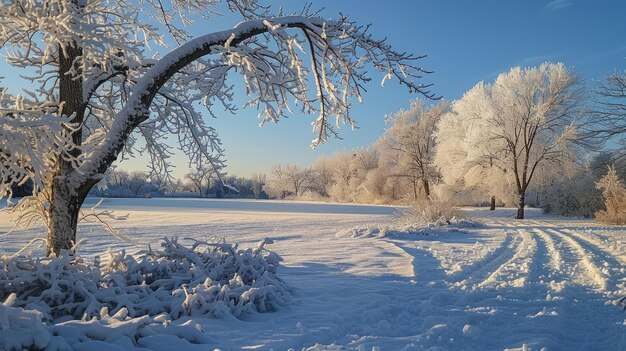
1, 198, 624, 350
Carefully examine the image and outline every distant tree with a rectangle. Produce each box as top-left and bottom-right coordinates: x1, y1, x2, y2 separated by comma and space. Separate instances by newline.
164, 178, 184, 196
435, 86, 517, 207
107, 170, 131, 189
185, 167, 215, 197
250, 172, 266, 199
592, 70, 626, 145
326, 152, 354, 202
0, 0, 434, 256
265, 164, 315, 198
381, 99, 448, 200
127, 172, 150, 197
435, 63, 582, 219
310, 157, 335, 197
595, 166, 626, 225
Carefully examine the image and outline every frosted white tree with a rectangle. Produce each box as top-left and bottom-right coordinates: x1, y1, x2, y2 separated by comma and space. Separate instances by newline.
185, 166, 215, 197
436, 63, 582, 219
0, 0, 434, 255
250, 172, 266, 199
595, 165, 626, 225
264, 163, 314, 198
435, 84, 517, 207
381, 99, 447, 200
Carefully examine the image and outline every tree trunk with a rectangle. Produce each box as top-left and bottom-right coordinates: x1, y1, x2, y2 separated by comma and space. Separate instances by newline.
46, 174, 82, 256
515, 193, 525, 219
46, 40, 85, 256
490, 196, 496, 210
422, 178, 430, 200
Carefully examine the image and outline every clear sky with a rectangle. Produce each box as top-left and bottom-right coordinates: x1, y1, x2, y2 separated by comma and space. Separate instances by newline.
5, 1, 626, 179
171, 0, 626, 179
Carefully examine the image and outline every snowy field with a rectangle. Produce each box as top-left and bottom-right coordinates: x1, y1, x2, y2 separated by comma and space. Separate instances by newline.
1, 198, 625, 351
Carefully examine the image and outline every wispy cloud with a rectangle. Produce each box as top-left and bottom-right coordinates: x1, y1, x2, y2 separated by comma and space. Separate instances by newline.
545, 0, 572, 11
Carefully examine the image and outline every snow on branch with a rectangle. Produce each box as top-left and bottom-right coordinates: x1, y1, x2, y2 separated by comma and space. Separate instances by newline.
0, 96, 78, 198
75, 14, 433, 189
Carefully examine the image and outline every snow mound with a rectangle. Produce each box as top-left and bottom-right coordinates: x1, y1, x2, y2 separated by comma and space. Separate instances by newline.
0, 237, 291, 349
336, 217, 481, 239
0, 299, 50, 350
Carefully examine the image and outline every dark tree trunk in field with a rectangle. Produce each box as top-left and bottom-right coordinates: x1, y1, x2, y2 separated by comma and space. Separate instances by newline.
422, 178, 430, 200
490, 196, 496, 211
516, 193, 525, 219
47, 42, 85, 256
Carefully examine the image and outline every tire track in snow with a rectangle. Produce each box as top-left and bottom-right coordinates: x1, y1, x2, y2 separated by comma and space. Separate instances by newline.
543, 228, 610, 292
526, 220, 624, 294
475, 229, 538, 290
561, 228, 626, 266
531, 228, 563, 276
529, 228, 577, 296
448, 231, 519, 291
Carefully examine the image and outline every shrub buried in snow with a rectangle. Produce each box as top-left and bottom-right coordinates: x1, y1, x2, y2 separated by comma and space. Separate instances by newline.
0, 237, 290, 323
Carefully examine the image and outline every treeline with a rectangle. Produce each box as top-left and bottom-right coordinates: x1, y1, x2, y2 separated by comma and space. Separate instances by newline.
91, 169, 266, 199
266, 63, 626, 222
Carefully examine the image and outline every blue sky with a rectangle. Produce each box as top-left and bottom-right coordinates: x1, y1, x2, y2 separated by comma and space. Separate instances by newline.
180, 0, 625, 178
4, 1, 626, 178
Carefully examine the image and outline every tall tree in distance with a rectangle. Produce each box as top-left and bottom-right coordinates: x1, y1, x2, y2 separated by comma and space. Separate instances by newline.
436, 63, 582, 219
381, 100, 448, 200
0, 0, 435, 255
185, 166, 215, 197
591, 69, 626, 159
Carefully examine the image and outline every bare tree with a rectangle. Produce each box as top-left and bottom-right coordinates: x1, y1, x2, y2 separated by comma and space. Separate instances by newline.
0, 1, 434, 255
164, 178, 184, 196
127, 172, 150, 197
381, 100, 447, 200
185, 167, 215, 197
588, 69, 626, 165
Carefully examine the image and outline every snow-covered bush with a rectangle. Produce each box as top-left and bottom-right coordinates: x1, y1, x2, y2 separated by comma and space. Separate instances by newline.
337, 216, 479, 239
0, 237, 290, 324
0, 295, 212, 350
400, 200, 460, 226
540, 171, 603, 217
595, 166, 626, 225
0, 297, 51, 350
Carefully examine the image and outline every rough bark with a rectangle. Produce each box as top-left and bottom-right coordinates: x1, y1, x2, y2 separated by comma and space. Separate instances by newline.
47, 41, 84, 256
516, 193, 525, 219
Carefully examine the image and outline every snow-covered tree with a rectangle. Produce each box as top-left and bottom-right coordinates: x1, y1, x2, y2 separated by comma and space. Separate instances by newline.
310, 156, 335, 197
250, 172, 266, 199
264, 163, 314, 198
0, 0, 434, 255
185, 166, 215, 197
435, 63, 582, 219
164, 178, 184, 196
381, 99, 447, 200
324, 152, 354, 202
595, 166, 626, 225
435, 84, 517, 207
